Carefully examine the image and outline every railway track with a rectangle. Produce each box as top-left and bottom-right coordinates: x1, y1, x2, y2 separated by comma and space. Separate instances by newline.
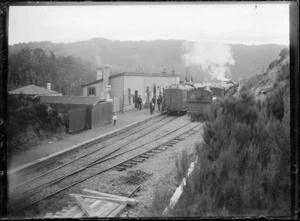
9, 116, 201, 214
10, 114, 171, 192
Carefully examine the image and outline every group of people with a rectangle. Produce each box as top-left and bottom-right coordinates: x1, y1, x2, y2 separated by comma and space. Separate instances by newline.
150, 93, 162, 114
113, 93, 163, 125
136, 93, 163, 114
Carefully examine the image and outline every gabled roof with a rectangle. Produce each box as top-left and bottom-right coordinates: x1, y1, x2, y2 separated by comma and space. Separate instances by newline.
40, 96, 104, 106
9, 85, 59, 95
81, 72, 180, 87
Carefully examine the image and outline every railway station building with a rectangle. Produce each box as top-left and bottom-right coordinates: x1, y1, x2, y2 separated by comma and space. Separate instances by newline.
82, 67, 180, 113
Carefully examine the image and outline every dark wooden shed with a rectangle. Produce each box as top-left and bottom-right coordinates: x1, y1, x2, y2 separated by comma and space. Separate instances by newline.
40, 96, 113, 133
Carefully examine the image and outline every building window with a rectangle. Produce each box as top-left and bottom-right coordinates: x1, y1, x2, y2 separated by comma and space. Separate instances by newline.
88, 87, 96, 96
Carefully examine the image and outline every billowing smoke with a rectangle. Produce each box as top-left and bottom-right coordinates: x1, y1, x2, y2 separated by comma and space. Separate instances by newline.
182, 41, 235, 81
94, 52, 102, 67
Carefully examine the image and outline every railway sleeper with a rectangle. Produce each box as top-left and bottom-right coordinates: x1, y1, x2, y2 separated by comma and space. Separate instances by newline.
157, 147, 167, 151
151, 149, 162, 153
161, 145, 170, 147
122, 163, 133, 167
132, 158, 145, 162
115, 166, 126, 171
127, 161, 138, 165
174, 137, 184, 141
164, 143, 173, 146
139, 155, 150, 159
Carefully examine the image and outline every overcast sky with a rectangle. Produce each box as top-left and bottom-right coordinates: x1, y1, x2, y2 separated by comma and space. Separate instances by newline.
9, 3, 289, 46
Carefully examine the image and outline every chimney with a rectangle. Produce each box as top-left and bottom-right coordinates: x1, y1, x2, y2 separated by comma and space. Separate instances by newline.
162, 67, 167, 74
102, 65, 110, 99
46, 82, 51, 90
96, 67, 103, 80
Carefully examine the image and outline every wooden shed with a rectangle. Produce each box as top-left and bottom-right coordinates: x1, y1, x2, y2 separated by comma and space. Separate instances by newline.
40, 96, 113, 133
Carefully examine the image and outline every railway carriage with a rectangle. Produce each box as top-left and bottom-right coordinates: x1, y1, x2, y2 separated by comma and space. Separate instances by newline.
187, 87, 213, 121
163, 85, 194, 115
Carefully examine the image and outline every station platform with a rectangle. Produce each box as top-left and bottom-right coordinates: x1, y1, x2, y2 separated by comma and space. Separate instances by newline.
8, 108, 162, 175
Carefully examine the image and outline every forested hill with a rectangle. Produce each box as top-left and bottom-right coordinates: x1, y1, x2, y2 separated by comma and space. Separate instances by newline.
8, 48, 96, 95
9, 38, 286, 82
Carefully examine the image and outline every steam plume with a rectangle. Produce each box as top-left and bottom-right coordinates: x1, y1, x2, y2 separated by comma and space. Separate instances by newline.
182, 41, 235, 81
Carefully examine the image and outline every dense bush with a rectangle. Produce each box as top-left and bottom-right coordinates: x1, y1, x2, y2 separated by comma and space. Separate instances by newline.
7, 95, 65, 155
170, 84, 290, 216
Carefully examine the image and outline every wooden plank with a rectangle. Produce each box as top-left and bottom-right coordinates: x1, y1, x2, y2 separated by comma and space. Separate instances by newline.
74, 194, 138, 206
106, 204, 127, 217
92, 200, 109, 214
90, 200, 103, 209
73, 211, 84, 218
62, 205, 79, 217
83, 189, 130, 201
70, 194, 97, 217
95, 201, 116, 217
98, 203, 120, 217
84, 198, 96, 204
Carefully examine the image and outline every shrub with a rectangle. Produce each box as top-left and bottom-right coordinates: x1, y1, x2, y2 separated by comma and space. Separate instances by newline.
7, 96, 65, 155
170, 85, 290, 216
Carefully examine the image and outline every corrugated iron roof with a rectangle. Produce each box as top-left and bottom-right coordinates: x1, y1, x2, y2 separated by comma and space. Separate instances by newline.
9, 85, 59, 95
81, 72, 180, 87
40, 96, 104, 106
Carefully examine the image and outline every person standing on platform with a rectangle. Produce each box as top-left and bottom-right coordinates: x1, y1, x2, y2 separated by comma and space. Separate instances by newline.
113, 113, 117, 125
152, 96, 156, 111
157, 93, 162, 112
150, 101, 154, 114
137, 95, 142, 110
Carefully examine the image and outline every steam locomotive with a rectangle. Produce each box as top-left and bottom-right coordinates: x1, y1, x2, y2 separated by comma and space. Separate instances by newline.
163, 84, 213, 121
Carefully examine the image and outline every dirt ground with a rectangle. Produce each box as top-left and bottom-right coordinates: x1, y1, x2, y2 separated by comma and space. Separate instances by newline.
18, 122, 204, 218
89, 125, 204, 218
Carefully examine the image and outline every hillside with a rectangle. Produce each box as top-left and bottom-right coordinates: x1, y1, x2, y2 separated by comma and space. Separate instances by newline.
157, 48, 290, 216
9, 38, 285, 82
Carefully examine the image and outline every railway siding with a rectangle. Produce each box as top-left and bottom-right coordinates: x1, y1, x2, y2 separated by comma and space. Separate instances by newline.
10, 117, 200, 214
8, 111, 163, 177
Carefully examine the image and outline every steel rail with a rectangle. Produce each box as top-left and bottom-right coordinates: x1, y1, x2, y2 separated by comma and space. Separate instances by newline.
13, 118, 190, 203
15, 122, 200, 212
10, 115, 172, 193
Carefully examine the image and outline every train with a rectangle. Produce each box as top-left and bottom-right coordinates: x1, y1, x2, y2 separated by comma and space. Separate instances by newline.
163, 84, 194, 115
186, 87, 213, 121
163, 84, 213, 121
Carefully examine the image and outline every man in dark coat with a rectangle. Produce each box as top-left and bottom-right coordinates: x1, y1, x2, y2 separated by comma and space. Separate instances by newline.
151, 96, 156, 111
157, 93, 162, 112
137, 95, 142, 110
150, 101, 153, 114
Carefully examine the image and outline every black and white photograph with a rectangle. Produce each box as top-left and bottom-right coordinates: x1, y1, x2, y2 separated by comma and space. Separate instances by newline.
2, 1, 297, 219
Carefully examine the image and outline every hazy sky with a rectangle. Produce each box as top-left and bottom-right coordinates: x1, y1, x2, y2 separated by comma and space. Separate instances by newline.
9, 3, 289, 45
